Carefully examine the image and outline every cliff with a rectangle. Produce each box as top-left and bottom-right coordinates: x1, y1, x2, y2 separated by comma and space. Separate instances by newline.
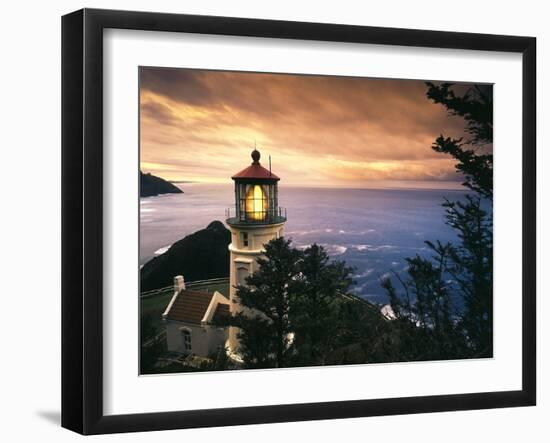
140, 221, 231, 291
140, 171, 183, 197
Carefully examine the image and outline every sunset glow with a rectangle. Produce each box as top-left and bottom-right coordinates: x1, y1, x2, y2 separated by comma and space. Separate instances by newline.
139, 68, 482, 189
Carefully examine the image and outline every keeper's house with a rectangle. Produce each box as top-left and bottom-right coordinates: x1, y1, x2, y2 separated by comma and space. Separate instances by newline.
162, 276, 230, 357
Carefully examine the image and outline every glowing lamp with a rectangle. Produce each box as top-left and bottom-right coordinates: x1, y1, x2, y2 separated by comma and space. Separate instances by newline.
245, 185, 267, 220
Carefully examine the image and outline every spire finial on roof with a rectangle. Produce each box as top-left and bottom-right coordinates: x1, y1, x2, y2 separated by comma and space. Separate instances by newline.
251, 146, 261, 164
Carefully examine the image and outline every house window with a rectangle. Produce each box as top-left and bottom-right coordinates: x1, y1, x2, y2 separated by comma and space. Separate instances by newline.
241, 232, 249, 248
181, 329, 192, 352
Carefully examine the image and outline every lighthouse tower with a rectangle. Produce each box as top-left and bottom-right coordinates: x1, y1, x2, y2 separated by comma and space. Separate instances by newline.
225, 148, 287, 354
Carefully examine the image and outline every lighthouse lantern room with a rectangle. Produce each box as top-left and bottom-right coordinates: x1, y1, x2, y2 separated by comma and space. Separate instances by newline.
226, 148, 286, 224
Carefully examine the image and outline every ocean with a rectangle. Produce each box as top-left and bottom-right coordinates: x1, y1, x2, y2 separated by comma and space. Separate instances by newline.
140, 183, 467, 303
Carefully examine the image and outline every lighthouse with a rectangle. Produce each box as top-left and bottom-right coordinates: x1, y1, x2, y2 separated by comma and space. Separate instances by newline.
225, 148, 287, 353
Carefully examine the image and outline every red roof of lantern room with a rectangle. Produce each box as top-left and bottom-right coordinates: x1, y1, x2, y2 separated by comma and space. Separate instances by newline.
231, 148, 280, 181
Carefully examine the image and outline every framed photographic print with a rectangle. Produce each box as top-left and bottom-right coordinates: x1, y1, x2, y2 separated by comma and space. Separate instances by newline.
61, 8, 536, 435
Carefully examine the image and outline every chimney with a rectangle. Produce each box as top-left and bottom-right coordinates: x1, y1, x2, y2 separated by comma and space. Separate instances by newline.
174, 275, 186, 292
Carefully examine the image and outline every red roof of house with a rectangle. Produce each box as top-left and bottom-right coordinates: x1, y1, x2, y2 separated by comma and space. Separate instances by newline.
166, 289, 213, 325
212, 303, 230, 323
232, 149, 280, 181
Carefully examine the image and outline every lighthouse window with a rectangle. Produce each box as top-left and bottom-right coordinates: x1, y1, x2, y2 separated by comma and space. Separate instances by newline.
237, 266, 250, 285
241, 232, 249, 247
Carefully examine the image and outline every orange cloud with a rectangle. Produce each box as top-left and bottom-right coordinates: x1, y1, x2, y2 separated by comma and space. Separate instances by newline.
139, 68, 489, 189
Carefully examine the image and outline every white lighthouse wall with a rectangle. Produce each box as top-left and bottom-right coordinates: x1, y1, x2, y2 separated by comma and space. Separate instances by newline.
226, 222, 285, 352
228, 222, 285, 307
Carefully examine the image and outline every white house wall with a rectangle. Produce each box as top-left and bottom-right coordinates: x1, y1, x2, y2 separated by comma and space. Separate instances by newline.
165, 320, 228, 357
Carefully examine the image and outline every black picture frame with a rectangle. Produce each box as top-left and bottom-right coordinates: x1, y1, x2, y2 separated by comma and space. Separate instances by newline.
61, 8, 536, 435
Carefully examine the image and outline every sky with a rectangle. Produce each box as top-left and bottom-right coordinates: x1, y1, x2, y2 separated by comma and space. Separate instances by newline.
139, 67, 487, 189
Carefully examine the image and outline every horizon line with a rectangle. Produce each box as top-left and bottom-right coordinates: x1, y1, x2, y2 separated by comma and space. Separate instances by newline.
168, 180, 466, 192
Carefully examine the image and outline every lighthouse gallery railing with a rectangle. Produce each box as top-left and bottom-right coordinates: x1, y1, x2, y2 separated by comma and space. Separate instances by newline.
225, 206, 287, 225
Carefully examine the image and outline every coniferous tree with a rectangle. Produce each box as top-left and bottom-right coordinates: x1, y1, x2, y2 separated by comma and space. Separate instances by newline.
427, 82, 493, 356
382, 244, 466, 360
291, 244, 354, 365
232, 239, 390, 368
140, 314, 164, 374
232, 237, 302, 368
383, 82, 493, 359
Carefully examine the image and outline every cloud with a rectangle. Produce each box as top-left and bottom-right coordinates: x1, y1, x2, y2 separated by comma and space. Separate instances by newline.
140, 68, 216, 106
139, 68, 490, 187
